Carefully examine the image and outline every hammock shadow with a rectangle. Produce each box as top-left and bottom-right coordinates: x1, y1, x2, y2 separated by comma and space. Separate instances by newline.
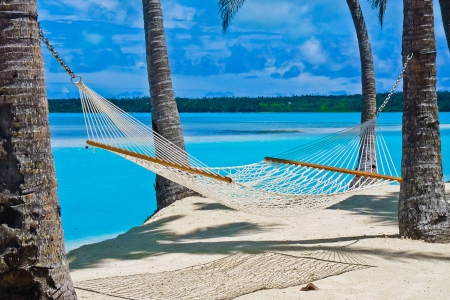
193, 202, 236, 211
327, 191, 399, 224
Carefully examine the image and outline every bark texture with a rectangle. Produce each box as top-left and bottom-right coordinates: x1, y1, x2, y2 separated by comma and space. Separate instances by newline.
439, 0, 450, 52
0, 0, 77, 298
400, 0, 450, 242
142, 0, 196, 211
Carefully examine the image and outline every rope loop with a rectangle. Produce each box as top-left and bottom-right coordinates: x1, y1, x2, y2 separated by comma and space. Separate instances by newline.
71, 75, 83, 84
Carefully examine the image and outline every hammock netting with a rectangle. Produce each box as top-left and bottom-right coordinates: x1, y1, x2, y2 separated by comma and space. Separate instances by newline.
74, 251, 371, 300
76, 81, 400, 216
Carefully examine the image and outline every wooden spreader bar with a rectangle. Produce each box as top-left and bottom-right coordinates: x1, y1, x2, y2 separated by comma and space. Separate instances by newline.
264, 157, 403, 182
86, 140, 233, 184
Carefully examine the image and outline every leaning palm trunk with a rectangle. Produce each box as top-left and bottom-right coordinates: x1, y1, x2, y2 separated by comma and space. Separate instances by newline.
347, 0, 377, 123
400, 0, 450, 242
347, 0, 377, 187
142, 0, 196, 211
0, 1, 77, 298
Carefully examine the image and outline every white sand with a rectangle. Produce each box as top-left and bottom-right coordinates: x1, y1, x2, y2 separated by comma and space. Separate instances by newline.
69, 184, 450, 299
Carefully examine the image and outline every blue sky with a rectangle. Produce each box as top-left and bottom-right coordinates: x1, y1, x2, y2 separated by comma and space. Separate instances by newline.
37, 0, 450, 99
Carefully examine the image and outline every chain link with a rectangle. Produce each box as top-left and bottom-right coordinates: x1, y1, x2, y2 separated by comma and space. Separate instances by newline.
377, 53, 413, 114
38, 28, 77, 79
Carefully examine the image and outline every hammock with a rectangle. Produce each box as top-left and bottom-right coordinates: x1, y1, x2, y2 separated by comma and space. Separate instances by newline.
74, 80, 401, 216
39, 29, 409, 216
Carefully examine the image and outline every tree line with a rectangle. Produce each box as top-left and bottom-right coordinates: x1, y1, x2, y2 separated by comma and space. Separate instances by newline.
48, 91, 450, 113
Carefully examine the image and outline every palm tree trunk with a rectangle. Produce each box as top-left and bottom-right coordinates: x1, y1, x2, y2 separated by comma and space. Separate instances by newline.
347, 0, 377, 123
400, 0, 450, 242
142, 0, 197, 211
439, 0, 450, 51
347, 0, 377, 188
0, 1, 77, 298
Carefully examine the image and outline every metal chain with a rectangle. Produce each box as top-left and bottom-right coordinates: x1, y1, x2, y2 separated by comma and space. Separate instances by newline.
38, 27, 78, 79
377, 53, 413, 114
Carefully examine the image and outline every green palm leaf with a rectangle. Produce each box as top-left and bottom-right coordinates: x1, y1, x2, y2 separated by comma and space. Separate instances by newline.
218, 0, 247, 33
368, 0, 389, 27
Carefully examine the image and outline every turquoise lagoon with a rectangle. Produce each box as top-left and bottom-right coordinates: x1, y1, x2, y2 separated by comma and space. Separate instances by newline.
49, 112, 450, 251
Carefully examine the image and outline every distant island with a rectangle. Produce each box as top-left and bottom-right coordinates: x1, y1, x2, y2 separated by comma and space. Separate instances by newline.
48, 92, 450, 113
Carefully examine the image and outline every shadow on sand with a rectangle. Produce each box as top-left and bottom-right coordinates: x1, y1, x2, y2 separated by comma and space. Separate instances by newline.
328, 191, 399, 224
68, 190, 450, 270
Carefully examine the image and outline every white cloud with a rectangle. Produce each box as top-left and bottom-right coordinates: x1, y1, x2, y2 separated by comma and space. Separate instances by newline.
270, 61, 305, 76
40, 0, 143, 27
163, 2, 198, 29
164, 2, 196, 21
299, 38, 327, 65
373, 55, 399, 75
232, 0, 315, 39
234, 1, 308, 27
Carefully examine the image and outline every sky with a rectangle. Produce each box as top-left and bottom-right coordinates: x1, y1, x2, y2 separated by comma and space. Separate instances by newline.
37, 0, 450, 99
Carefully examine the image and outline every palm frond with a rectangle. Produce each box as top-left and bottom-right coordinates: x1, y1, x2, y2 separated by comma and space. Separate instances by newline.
218, 0, 247, 33
367, 0, 389, 28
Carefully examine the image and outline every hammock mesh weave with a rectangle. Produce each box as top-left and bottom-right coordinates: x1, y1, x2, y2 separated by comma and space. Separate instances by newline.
75, 251, 372, 300
76, 81, 400, 216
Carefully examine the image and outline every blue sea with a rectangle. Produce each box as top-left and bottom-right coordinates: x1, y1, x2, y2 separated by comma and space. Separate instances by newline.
49, 112, 450, 251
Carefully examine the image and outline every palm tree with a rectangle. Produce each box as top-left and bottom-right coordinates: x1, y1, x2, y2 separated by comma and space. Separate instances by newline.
347, 0, 377, 123
142, 0, 196, 211
219, 0, 378, 174
0, 1, 77, 298
399, 0, 450, 242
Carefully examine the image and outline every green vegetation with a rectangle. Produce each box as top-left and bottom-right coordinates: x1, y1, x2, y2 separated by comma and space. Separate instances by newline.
48, 91, 450, 113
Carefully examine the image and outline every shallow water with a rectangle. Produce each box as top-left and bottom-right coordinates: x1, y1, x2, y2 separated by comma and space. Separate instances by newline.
49, 112, 450, 251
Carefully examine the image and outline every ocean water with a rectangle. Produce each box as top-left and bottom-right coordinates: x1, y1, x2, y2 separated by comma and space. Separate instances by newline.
49, 112, 450, 251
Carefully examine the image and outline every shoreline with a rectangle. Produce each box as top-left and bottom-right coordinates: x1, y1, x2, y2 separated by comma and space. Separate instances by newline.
65, 232, 125, 253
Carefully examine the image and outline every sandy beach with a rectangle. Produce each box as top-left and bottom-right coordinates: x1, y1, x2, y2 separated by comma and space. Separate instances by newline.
68, 183, 450, 299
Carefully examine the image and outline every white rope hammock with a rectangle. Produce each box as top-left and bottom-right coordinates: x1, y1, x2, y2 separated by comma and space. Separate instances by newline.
74, 81, 401, 216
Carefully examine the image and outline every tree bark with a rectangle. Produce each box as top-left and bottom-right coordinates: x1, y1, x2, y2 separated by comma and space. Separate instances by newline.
347, 0, 377, 188
142, 0, 197, 211
400, 0, 450, 242
0, 0, 77, 298
439, 0, 450, 52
